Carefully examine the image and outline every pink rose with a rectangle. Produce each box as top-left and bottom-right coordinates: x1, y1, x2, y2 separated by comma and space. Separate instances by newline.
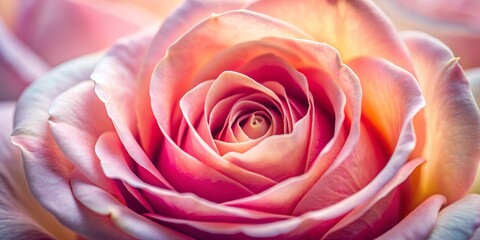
6, 0, 480, 239
0, 0, 181, 100
375, 0, 480, 69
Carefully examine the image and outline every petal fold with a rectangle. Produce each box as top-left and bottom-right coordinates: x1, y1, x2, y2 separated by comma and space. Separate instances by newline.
403, 31, 480, 204
429, 194, 480, 239
376, 195, 446, 240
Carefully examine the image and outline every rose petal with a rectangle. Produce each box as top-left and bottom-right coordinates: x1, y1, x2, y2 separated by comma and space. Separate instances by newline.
10, 54, 132, 239
91, 27, 172, 190
247, 0, 413, 72
47, 80, 118, 195
293, 122, 388, 215
402, 31, 480, 205
429, 194, 480, 239
324, 190, 401, 240
347, 56, 425, 154
375, 194, 446, 240
69, 170, 190, 240
0, 19, 49, 100
321, 158, 426, 239
0, 102, 73, 240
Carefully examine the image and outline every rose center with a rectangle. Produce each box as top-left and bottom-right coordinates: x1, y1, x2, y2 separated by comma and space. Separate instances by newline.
239, 112, 270, 139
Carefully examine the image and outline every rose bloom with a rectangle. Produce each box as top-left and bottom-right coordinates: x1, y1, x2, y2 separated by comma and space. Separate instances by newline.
0, 0, 180, 100
3, 0, 480, 239
374, 0, 480, 70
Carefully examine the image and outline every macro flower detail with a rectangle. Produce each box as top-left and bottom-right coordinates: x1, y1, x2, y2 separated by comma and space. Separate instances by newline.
5, 0, 480, 239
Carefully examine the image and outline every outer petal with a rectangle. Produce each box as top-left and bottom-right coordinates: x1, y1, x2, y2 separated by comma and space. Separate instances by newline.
0, 19, 49, 100
70, 170, 190, 240
376, 195, 446, 239
347, 56, 425, 155
0, 102, 73, 240
247, 0, 413, 72
429, 194, 480, 239
48, 80, 117, 194
10, 55, 133, 239
403, 31, 480, 205
91, 27, 172, 190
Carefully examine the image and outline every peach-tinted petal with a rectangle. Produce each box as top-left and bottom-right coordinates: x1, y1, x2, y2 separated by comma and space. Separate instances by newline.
429, 194, 480, 239
10, 55, 131, 239
136, 0, 254, 157
293, 122, 388, 215
347, 56, 425, 154
402, 31, 480, 205
376, 195, 446, 239
321, 158, 425, 239
70, 170, 190, 240
0, 19, 49, 100
13, 0, 160, 66
247, 0, 413, 72
1, 102, 74, 240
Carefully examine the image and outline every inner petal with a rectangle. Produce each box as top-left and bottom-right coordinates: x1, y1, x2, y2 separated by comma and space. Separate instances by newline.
237, 112, 271, 140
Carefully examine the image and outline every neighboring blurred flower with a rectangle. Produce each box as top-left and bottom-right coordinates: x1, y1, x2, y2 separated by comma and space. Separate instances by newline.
0, 0, 181, 100
375, 0, 480, 69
